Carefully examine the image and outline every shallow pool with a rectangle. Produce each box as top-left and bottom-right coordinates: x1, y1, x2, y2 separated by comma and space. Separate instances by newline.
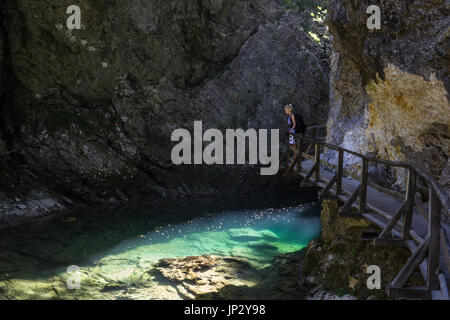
0, 199, 321, 299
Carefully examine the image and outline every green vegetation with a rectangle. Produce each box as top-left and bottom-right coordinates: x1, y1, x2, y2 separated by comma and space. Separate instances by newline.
350, 246, 358, 258
335, 287, 350, 297
284, 1, 329, 45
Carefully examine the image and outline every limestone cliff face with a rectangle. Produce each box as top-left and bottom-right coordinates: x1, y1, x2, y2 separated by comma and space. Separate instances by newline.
0, 1, 330, 224
326, 0, 449, 192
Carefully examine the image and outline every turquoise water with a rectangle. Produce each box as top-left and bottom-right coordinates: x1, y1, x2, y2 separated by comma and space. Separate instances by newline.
0, 199, 321, 299
101, 204, 320, 264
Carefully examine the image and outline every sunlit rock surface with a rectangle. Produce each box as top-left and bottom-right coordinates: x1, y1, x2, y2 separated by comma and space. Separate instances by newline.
326, 0, 449, 200
0, 252, 306, 300
150, 253, 305, 300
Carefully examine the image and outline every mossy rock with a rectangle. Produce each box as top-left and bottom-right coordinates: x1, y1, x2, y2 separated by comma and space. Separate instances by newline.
302, 199, 426, 300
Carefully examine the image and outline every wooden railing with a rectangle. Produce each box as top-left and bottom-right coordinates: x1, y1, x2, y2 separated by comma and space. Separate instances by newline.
282, 125, 450, 299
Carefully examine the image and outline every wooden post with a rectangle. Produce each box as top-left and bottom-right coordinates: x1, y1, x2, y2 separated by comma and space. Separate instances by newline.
391, 235, 430, 289
379, 200, 408, 239
359, 158, 368, 213
336, 148, 344, 195
279, 134, 289, 166
427, 187, 441, 290
315, 144, 320, 183
402, 168, 416, 240
297, 135, 303, 173
339, 184, 361, 216
320, 174, 337, 199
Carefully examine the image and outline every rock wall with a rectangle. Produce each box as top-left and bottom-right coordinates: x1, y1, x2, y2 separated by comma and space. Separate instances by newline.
0, 20, 4, 99
0, 1, 330, 224
326, 0, 449, 192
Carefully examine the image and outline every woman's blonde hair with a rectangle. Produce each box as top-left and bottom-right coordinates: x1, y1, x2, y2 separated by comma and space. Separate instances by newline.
284, 104, 293, 113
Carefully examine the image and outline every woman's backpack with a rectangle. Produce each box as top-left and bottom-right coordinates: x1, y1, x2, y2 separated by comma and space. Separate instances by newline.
294, 113, 307, 134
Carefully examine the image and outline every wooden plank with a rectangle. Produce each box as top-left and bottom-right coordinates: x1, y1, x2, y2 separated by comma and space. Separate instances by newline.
303, 162, 316, 183
441, 228, 450, 278
301, 160, 422, 233
287, 153, 301, 173
319, 194, 339, 200
297, 137, 303, 173
301, 137, 411, 168
314, 144, 320, 183
378, 200, 408, 239
297, 140, 450, 298
432, 290, 443, 300
319, 174, 337, 199
361, 212, 404, 238
391, 236, 430, 289
339, 211, 363, 218
428, 188, 441, 290
359, 158, 368, 213
417, 192, 450, 279
439, 273, 449, 300
304, 142, 314, 155
336, 148, 344, 195
302, 153, 315, 161
311, 157, 406, 199
305, 125, 327, 132
415, 192, 428, 220
374, 238, 407, 247
406, 240, 428, 281
339, 184, 361, 216
280, 151, 287, 165
416, 169, 450, 214
387, 286, 431, 299
409, 229, 424, 245
300, 158, 448, 273
402, 168, 416, 240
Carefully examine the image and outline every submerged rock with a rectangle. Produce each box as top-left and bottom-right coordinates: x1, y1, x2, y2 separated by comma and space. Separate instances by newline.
153, 255, 260, 299
228, 228, 265, 241
152, 252, 305, 300
0, 251, 307, 300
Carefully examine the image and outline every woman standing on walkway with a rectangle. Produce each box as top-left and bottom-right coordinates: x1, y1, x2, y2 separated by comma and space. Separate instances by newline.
284, 104, 299, 167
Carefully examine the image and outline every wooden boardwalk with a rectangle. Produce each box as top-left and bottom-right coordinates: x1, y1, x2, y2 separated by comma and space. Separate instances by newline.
282, 126, 450, 300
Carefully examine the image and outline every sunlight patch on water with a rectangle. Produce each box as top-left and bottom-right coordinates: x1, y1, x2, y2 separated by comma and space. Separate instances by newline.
88, 203, 321, 274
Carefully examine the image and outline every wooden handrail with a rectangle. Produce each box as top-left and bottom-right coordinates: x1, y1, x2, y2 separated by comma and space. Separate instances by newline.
415, 170, 450, 214
300, 136, 411, 168
285, 125, 449, 299
286, 127, 449, 217
306, 125, 327, 131
292, 131, 449, 213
